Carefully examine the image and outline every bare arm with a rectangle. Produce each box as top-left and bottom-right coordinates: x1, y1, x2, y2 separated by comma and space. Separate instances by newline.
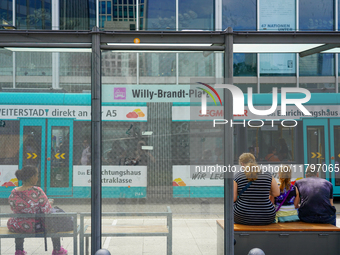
330, 198, 334, 206
294, 187, 300, 209
270, 177, 280, 197
233, 181, 238, 202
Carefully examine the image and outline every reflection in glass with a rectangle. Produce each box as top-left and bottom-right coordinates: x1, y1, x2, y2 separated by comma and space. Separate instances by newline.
50, 127, 69, 187
0, 50, 13, 88
307, 126, 325, 179
235, 83, 257, 93
0, 0, 13, 26
234, 53, 256, 76
0, 121, 19, 165
333, 126, 340, 186
179, 0, 214, 30
247, 126, 295, 163
179, 53, 214, 79
299, 53, 334, 76
60, 0, 96, 30
60, 52, 91, 92
139, 53, 176, 80
299, 0, 334, 30
222, 0, 256, 30
260, 53, 296, 76
260, 83, 296, 93
101, 0, 136, 30
300, 83, 335, 93
23, 126, 42, 184
145, 0, 175, 30
102, 52, 137, 84
16, 0, 52, 29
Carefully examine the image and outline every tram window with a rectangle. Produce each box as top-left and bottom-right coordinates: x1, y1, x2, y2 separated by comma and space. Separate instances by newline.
102, 122, 148, 166
246, 126, 296, 163
306, 126, 326, 179
0, 121, 19, 165
171, 122, 224, 165
73, 122, 91, 165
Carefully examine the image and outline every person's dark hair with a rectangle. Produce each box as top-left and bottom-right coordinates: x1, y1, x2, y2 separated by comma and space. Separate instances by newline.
15, 165, 38, 182
268, 146, 276, 154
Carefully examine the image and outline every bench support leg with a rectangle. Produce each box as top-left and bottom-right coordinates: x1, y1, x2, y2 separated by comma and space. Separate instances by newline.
86, 236, 89, 255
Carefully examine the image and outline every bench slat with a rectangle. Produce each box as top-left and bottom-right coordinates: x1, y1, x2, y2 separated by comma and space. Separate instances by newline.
85, 225, 169, 234
217, 220, 340, 232
0, 227, 75, 235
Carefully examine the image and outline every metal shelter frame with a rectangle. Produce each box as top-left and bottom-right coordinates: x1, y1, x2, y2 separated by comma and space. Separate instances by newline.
1, 27, 340, 254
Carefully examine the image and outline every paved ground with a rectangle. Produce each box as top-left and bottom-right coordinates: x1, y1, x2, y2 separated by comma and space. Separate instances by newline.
1, 199, 340, 255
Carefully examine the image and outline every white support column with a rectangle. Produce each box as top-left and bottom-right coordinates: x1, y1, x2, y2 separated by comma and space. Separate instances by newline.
96, 0, 100, 28
215, 0, 222, 31
52, 0, 60, 89
296, 53, 299, 88
12, 52, 16, 88
12, 0, 16, 26
136, 53, 140, 84
336, 54, 338, 93
257, 53, 260, 93
176, 53, 179, 85
176, 0, 179, 31
12, 1, 16, 88
296, 0, 299, 31
136, 0, 139, 31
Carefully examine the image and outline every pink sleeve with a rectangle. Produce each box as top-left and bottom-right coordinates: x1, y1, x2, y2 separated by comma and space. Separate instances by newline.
36, 187, 52, 213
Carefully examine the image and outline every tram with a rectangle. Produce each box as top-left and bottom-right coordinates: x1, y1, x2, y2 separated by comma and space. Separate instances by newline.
0, 90, 339, 198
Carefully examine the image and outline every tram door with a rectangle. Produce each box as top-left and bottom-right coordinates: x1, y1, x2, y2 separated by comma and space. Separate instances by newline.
303, 118, 340, 195
19, 118, 73, 196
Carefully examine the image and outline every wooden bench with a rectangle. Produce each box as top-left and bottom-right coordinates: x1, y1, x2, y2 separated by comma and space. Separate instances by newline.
80, 206, 172, 255
0, 213, 78, 255
217, 220, 340, 255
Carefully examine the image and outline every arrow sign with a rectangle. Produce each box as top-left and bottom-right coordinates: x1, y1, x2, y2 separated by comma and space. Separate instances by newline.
55, 153, 60, 159
61, 153, 65, 159
32, 153, 37, 159
27, 153, 32, 159
317, 152, 323, 159
311, 152, 316, 158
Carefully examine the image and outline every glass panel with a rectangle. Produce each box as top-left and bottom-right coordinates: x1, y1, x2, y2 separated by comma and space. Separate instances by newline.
222, 0, 256, 31
104, 0, 136, 30
16, 51, 52, 76
333, 126, 340, 186
259, 0, 296, 31
246, 126, 296, 162
0, 50, 13, 88
0, 121, 19, 166
23, 126, 42, 182
307, 126, 326, 179
60, 0, 96, 30
144, 0, 175, 30
50, 126, 69, 187
101, 51, 222, 254
235, 83, 258, 93
0, 0, 13, 26
16, 0, 52, 29
260, 53, 296, 76
260, 83, 296, 93
299, 53, 334, 76
179, 0, 214, 30
102, 52, 137, 84
300, 83, 335, 93
139, 53, 176, 83
179, 53, 215, 83
234, 53, 257, 76
299, 0, 334, 31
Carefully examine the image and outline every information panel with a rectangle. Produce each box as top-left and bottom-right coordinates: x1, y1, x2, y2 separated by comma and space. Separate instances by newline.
259, 0, 295, 31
